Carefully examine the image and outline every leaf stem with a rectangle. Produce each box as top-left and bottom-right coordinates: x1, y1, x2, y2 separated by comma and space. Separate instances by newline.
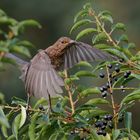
64, 70, 75, 115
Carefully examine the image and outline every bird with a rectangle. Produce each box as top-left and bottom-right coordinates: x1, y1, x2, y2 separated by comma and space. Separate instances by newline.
5, 37, 116, 105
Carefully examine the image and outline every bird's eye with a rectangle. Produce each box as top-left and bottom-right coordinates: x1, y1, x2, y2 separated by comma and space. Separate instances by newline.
61, 40, 67, 44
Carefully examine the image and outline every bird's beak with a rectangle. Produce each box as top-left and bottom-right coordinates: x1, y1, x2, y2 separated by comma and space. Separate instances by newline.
69, 40, 75, 44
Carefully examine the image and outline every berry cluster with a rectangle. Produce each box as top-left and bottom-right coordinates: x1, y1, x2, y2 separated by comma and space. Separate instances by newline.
95, 114, 113, 136
99, 63, 131, 98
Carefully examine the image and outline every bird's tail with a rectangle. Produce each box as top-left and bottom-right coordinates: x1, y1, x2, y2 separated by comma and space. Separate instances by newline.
5, 53, 28, 66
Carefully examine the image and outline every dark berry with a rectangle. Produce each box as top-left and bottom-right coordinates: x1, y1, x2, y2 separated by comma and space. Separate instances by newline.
95, 121, 104, 127
118, 117, 123, 122
103, 121, 107, 126
126, 70, 131, 75
124, 72, 129, 78
99, 73, 105, 78
102, 85, 108, 91
119, 58, 124, 63
106, 82, 110, 88
97, 130, 106, 136
101, 125, 106, 130
114, 77, 118, 81
100, 87, 104, 92
115, 67, 120, 73
107, 64, 112, 69
109, 73, 112, 78
104, 114, 113, 121
95, 116, 100, 120
101, 91, 108, 98
39, 104, 45, 111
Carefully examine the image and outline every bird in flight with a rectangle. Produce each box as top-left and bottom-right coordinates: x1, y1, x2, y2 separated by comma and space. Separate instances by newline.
5, 37, 116, 102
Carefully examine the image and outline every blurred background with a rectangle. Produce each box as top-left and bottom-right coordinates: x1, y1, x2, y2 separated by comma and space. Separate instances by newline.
0, 0, 140, 133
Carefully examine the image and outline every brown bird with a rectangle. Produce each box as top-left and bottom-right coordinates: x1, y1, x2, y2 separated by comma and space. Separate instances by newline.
5, 37, 116, 102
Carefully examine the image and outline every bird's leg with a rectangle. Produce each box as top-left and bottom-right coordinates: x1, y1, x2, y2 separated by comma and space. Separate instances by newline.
26, 94, 30, 110
46, 93, 53, 113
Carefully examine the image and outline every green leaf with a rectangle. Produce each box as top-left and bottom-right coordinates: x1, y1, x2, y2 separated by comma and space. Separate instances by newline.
74, 9, 88, 23
12, 114, 21, 140
0, 17, 17, 25
0, 9, 6, 16
95, 44, 113, 49
11, 96, 27, 106
112, 129, 120, 140
80, 87, 100, 97
1, 125, 8, 138
121, 89, 140, 106
17, 40, 34, 48
0, 46, 9, 52
76, 61, 93, 68
92, 32, 107, 45
18, 19, 41, 29
76, 28, 97, 40
19, 105, 26, 128
119, 34, 128, 43
28, 112, 39, 140
48, 132, 58, 140
83, 3, 91, 9
75, 70, 96, 77
10, 45, 31, 57
34, 98, 48, 109
112, 23, 126, 31
125, 112, 132, 133
0, 107, 9, 128
70, 19, 92, 34
64, 76, 79, 84
85, 98, 109, 105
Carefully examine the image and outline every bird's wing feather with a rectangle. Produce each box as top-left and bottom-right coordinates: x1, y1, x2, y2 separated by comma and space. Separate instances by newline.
23, 51, 64, 99
63, 42, 116, 69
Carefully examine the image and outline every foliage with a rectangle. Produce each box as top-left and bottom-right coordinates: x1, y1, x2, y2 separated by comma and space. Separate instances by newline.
0, 3, 140, 140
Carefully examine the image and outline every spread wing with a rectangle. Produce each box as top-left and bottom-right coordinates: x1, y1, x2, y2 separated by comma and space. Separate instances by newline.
64, 42, 117, 69
22, 50, 64, 99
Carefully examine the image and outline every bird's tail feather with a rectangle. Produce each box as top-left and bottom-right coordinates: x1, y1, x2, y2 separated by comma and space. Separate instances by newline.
5, 53, 28, 66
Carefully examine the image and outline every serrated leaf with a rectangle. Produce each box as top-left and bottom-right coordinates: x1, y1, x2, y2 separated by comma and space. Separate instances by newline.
64, 76, 79, 84
76, 28, 97, 40
76, 61, 93, 68
104, 48, 128, 60
70, 19, 92, 34
28, 112, 39, 140
0, 9, 6, 16
17, 40, 34, 48
10, 45, 31, 57
125, 112, 132, 133
95, 44, 113, 49
80, 87, 100, 97
92, 32, 107, 44
121, 89, 140, 106
0, 17, 17, 25
11, 96, 27, 106
86, 98, 109, 105
0, 47, 9, 52
112, 129, 120, 140
12, 114, 21, 139
98, 10, 112, 17
19, 105, 26, 128
74, 10, 88, 23
75, 70, 96, 77
112, 23, 126, 31
83, 3, 91, 9
1, 125, 8, 138
119, 34, 128, 43
0, 107, 9, 128
18, 19, 41, 29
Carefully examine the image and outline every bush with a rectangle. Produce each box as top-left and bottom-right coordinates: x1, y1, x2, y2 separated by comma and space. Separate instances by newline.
0, 3, 140, 140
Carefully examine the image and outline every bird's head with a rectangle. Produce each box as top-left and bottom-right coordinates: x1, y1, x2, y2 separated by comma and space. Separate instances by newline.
54, 37, 75, 50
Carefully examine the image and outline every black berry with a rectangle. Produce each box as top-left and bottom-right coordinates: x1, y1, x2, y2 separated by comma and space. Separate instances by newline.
97, 130, 106, 136
102, 85, 108, 91
104, 114, 113, 121
108, 122, 113, 129
101, 91, 108, 98
95, 121, 104, 127
107, 64, 112, 69
126, 70, 131, 75
114, 77, 118, 81
39, 104, 45, 111
115, 67, 120, 73
99, 73, 105, 78
100, 87, 104, 92
101, 125, 106, 130
124, 72, 129, 78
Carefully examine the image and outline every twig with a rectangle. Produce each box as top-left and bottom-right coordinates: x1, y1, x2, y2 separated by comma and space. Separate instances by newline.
64, 70, 75, 115
105, 64, 118, 129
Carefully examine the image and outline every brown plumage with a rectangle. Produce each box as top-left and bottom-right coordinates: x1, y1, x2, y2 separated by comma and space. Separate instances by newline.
6, 37, 116, 99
